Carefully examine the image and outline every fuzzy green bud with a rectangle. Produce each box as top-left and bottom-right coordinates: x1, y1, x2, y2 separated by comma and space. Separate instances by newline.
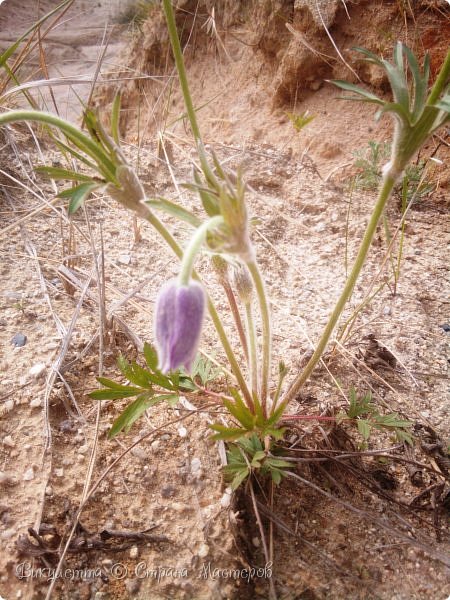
211, 254, 229, 284
232, 264, 253, 304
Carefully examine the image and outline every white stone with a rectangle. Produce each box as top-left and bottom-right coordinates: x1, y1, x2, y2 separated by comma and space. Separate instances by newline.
197, 543, 209, 558
29, 363, 46, 378
3, 435, 14, 448
220, 490, 231, 508
178, 427, 188, 438
30, 398, 42, 408
23, 468, 34, 481
129, 546, 139, 559
190, 457, 201, 475
118, 254, 131, 265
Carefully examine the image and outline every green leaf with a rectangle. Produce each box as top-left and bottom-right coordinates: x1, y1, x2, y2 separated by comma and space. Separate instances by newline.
145, 198, 202, 227
89, 386, 142, 400
129, 361, 156, 388
111, 92, 122, 145
266, 399, 288, 427
264, 427, 285, 440
372, 413, 413, 429
266, 457, 291, 469
230, 467, 250, 490
209, 424, 248, 441
58, 182, 99, 214
329, 80, 384, 105
193, 169, 220, 216
152, 393, 179, 407
357, 419, 371, 441
178, 377, 197, 392
223, 390, 255, 430
108, 391, 158, 438
96, 377, 140, 390
395, 428, 414, 445
270, 469, 283, 485
35, 166, 96, 183
143, 342, 158, 371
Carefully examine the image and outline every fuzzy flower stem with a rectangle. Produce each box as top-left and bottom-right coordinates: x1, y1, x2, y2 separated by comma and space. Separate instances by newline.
222, 280, 249, 362
179, 216, 223, 285
245, 301, 258, 398
282, 173, 397, 404
246, 260, 271, 414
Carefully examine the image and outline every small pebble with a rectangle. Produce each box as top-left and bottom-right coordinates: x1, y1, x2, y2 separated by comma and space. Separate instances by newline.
129, 546, 139, 559
197, 543, 209, 558
29, 363, 46, 379
220, 489, 232, 508
252, 536, 261, 547
190, 458, 202, 475
118, 254, 131, 265
150, 440, 160, 451
23, 468, 34, 481
178, 426, 188, 438
54, 468, 64, 478
30, 398, 42, 408
11, 333, 27, 347
131, 447, 147, 461
440, 323, 450, 332
3, 436, 14, 448
45, 485, 53, 496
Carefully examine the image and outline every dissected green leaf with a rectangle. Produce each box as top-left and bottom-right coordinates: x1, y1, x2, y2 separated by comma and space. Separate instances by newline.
143, 342, 158, 371
89, 386, 142, 400
209, 424, 248, 441
357, 419, 371, 441
395, 428, 414, 445
145, 197, 202, 227
35, 166, 95, 183
329, 80, 384, 105
223, 390, 255, 430
58, 182, 99, 214
192, 169, 220, 216
230, 467, 250, 490
108, 391, 158, 438
111, 92, 122, 145
372, 413, 413, 429
266, 457, 291, 469
96, 377, 140, 391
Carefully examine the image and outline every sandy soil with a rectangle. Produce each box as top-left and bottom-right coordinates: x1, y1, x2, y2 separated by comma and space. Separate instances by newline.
0, 1, 449, 599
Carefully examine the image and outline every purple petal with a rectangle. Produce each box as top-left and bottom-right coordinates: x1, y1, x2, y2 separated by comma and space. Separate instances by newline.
169, 282, 205, 372
154, 279, 205, 373
154, 280, 177, 373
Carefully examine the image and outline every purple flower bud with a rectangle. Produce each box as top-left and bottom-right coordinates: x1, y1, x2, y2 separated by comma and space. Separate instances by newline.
154, 279, 206, 373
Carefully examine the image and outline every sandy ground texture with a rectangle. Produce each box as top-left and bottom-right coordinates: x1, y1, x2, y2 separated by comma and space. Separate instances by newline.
0, 1, 449, 599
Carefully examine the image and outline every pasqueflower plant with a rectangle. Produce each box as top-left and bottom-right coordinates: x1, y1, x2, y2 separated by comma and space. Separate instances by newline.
0, 0, 448, 488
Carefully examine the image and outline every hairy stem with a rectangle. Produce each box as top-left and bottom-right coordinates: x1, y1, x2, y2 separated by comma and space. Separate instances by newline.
282, 172, 397, 404
245, 301, 258, 398
178, 216, 223, 285
222, 280, 249, 362
246, 260, 271, 413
